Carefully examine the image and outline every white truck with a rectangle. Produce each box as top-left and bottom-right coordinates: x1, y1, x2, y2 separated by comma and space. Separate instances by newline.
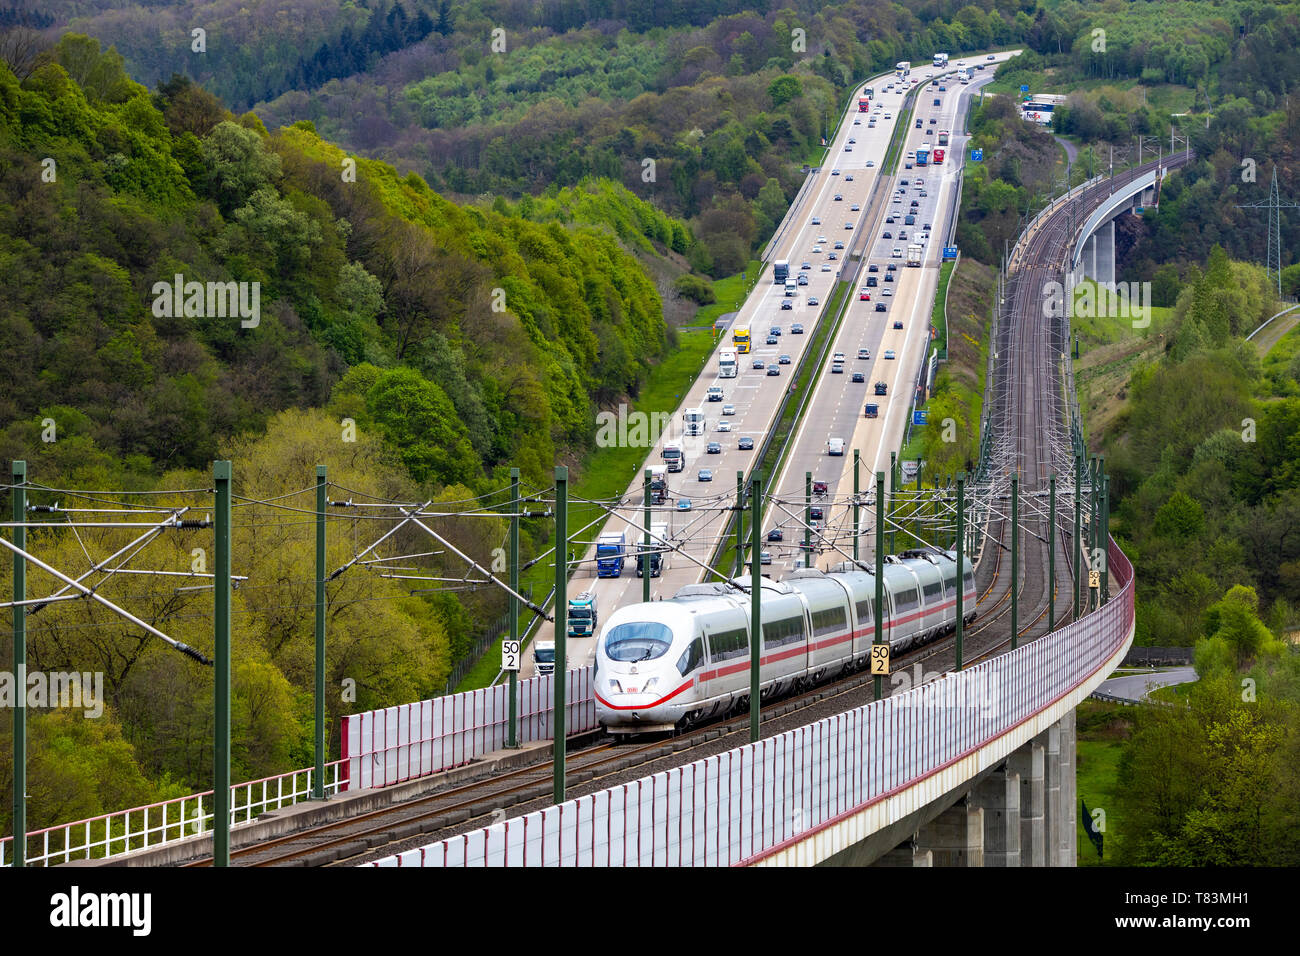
637, 522, 672, 578
683, 407, 705, 436
718, 349, 738, 378
933, 52, 949, 68
662, 441, 684, 472
906, 244, 923, 267
533, 640, 560, 675
706, 385, 724, 402
896, 60, 911, 75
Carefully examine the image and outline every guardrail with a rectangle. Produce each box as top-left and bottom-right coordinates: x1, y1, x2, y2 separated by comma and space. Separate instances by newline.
366, 539, 1133, 867
0, 761, 345, 868
1245, 302, 1300, 342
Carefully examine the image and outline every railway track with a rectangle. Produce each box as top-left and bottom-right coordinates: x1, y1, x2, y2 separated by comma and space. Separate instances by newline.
973, 156, 1189, 651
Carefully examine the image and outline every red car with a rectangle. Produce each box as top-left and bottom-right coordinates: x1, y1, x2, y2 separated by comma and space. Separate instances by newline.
859, 290, 871, 301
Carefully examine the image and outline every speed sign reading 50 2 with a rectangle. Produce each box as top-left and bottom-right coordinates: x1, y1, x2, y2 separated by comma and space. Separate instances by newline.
502, 640, 521, 671
870, 643, 890, 675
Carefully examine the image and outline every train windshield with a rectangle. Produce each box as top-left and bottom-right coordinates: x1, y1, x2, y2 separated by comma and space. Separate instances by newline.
603, 622, 673, 662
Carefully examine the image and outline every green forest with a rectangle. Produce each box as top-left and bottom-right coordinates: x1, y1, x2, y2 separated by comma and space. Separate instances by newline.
2, 0, 1300, 867
0, 33, 688, 836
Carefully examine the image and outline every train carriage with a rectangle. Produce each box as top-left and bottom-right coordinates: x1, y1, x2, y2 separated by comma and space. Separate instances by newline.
595, 549, 977, 734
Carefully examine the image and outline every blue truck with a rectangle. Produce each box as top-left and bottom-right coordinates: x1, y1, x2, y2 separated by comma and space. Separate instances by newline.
596, 530, 627, 577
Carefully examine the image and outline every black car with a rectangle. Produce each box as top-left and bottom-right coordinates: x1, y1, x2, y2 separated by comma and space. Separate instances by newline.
707, 441, 722, 454
851, 372, 865, 383
810, 507, 824, 521
883, 231, 892, 239
767, 528, 784, 542
767, 364, 781, 376
875, 303, 887, 312
791, 323, 804, 334
769, 327, 781, 336
886, 216, 896, 224
781, 300, 793, 310
739, 436, 755, 450
779, 354, 792, 364
875, 381, 888, 395
893, 319, 904, 329
766, 334, 779, 344
868, 264, 879, 272
753, 358, 766, 369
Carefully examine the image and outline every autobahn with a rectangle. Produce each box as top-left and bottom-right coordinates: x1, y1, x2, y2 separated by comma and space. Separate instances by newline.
519, 52, 1022, 678
767, 59, 1001, 571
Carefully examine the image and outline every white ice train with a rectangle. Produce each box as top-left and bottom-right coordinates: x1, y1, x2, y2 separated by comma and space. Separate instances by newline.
595, 550, 976, 733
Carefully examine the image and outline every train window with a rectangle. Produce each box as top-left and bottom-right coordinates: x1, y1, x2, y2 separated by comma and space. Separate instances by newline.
604, 622, 673, 662
855, 597, 872, 622
943, 571, 957, 595
923, 580, 942, 600
677, 638, 706, 677
763, 615, 805, 648
708, 627, 749, 662
811, 605, 847, 637
894, 587, 919, 612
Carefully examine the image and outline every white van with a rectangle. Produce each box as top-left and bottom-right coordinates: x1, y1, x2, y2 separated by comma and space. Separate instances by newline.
827, 438, 846, 456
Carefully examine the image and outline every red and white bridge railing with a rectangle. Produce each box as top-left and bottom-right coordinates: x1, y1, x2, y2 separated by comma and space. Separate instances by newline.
2, 662, 597, 866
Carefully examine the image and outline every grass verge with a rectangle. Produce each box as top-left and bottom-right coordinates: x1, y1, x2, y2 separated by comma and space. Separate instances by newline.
1075, 700, 1134, 866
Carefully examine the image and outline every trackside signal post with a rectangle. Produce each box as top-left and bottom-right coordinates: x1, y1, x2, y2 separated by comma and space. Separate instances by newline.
1048, 474, 1057, 632
314, 465, 327, 799
644, 470, 652, 603
874, 471, 884, 701
1101, 474, 1110, 605
214, 460, 232, 867
735, 471, 744, 578
750, 472, 762, 742
1011, 472, 1019, 649
553, 466, 568, 804
11, 460, 25, 867
955, 473, 964, 671
509, 468, 521, 748
853, 451, 861, 562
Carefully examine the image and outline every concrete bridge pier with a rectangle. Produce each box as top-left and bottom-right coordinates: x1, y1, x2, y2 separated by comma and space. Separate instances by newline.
870, 840, 934, 867
915, 798, 984, 866
1081, 220, 1115, 285
1009, 736, 1045, 866
971, 765, 1021, 866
